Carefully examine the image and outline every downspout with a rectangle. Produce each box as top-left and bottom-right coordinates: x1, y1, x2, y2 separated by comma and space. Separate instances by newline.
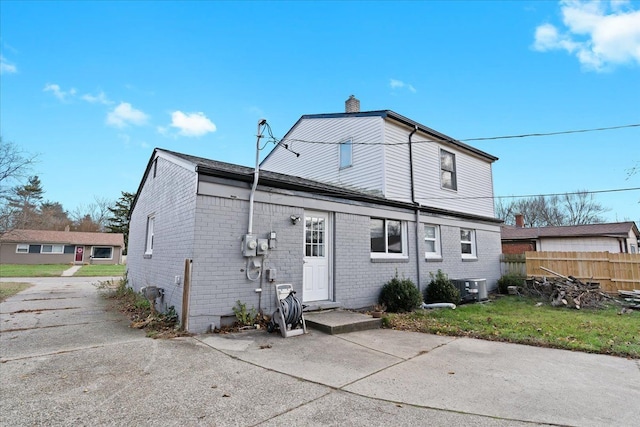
408, 125, 422, 294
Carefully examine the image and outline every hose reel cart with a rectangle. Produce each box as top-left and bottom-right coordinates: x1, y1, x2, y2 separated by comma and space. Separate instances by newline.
267, 283, 307, 338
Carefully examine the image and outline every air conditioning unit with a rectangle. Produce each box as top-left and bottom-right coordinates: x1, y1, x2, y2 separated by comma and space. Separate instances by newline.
451, 279, 488, 303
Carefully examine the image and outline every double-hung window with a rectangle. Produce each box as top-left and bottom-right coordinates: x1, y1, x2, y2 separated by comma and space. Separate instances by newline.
424, 224, 441, 259
16, 244, 29, 253
145, 215, 155, 255
440, 149, 457, 191
370, 218, 407, 258
339, 138, 353, 169
460, 228, 477, 259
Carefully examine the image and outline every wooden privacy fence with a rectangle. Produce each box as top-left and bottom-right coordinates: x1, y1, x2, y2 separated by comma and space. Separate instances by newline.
500, 254, 526, 276
525, 251, 640, 293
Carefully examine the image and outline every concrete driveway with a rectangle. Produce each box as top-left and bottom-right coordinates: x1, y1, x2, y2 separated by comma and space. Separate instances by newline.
1, 277, 638, 426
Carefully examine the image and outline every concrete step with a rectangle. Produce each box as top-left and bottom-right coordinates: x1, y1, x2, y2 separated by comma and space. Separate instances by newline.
303, 309, 382, 335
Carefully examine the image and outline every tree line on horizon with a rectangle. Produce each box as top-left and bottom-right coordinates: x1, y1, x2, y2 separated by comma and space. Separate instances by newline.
1, 137, 133, 252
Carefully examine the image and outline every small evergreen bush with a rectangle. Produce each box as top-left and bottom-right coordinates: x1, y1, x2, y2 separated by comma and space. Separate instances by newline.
424, 270, 460, 304
497, 273, 526, 294
378, 273, 422, 313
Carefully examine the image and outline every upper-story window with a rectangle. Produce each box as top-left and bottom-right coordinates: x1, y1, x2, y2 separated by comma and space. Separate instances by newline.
339, 138, 352, 169
371, 218, 407, 258
440, 149, 457, 191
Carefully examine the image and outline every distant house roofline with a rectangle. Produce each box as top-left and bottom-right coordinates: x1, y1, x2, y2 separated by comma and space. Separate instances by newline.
501, 221, 639, 241
1, 229, 124, 246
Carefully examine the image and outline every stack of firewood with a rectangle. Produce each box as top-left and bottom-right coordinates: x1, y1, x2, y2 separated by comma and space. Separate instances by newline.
521, 267, 613, 310
618, 290, 640, 310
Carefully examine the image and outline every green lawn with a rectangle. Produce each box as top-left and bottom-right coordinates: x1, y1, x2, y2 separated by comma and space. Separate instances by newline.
75, 264, 126, 277
0, 264, 125, 277
386, 296, 640, 358
0, 264, 68, 277
0, 282, 33, 301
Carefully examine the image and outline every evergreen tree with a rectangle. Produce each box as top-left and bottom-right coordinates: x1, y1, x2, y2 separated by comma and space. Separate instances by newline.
106, 191, 135, 254
6, 175, 44, 229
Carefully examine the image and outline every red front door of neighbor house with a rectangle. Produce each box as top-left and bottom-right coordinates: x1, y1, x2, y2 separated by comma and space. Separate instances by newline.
75, 246, 84, 263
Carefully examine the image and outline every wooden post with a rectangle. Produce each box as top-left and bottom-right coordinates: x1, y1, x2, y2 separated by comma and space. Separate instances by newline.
181, 258, 192, 331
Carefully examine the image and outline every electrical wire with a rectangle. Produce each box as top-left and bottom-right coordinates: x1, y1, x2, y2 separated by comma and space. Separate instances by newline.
269, 122, 639, 147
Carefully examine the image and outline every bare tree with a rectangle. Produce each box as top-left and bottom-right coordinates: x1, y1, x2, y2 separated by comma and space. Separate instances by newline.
562, 190, 609, 225
70, 196, 114, 231
0, 137, 38, 194
496, 190, 608, 226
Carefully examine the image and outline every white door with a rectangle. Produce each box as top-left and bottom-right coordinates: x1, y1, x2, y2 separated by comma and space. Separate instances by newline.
303, 211, 330, 302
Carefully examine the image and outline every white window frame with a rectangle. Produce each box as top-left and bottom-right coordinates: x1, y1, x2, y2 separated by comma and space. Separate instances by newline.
145, 215, 155, 255
440, 149, 457, 191
339, 138, 353, 169
424, 224, 442, 259
460, 228, 477, 259
41, 244, 64, 254
91, 246, 113, 260
370, 218, 408, 259
16, 244, 29, 253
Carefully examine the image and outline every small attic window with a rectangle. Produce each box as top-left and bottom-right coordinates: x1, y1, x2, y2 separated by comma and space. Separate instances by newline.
339, 138, 352, 169
153, 159, 158, 178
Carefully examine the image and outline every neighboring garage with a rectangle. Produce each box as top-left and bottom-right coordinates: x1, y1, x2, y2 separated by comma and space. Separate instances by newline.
0, 229, 124, 265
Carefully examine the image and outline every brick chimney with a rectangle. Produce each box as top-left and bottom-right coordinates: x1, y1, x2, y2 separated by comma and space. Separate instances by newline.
345, 95, 360, 113
515, 213, 524, 228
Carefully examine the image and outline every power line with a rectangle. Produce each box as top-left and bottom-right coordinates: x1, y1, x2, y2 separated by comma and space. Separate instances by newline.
274, 123, 640, 147
461, 123, 640, 142
420, 187, 640, 201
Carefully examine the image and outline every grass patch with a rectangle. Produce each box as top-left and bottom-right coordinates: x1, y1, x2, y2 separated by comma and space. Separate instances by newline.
0, 264, 68, 277
0, 282, 33, 301
386, 296, 640, 358
75, 264, 126, 277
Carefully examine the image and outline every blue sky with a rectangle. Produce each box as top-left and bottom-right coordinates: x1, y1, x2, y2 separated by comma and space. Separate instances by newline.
1, 0, 639, 222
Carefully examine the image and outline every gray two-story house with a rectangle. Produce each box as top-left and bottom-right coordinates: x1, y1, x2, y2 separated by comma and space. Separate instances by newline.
127, 97, 502, 333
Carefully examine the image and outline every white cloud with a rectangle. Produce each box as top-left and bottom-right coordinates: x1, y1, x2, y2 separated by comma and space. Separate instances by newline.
168, 111, 216, 137
390, 78, 416, 93
106, 102, 149, 128
43, 83, 76, 101
82, 90, 112, 105
533, 0, 640, 71
0, 55, 17, 74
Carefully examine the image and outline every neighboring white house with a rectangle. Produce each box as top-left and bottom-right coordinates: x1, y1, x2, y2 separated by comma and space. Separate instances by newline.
501, 220, 640, 254
127, 97, 502, 333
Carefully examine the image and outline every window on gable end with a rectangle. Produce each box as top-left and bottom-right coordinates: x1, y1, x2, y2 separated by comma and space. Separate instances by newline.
145, 215, 155, 256
440, 149, 457, 191
339, 138, 352, 169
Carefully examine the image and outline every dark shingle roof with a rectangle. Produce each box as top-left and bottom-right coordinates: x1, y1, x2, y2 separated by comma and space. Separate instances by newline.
501, 222, 639, 240
1, 230, 124, 247
153, 149, 502, 224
